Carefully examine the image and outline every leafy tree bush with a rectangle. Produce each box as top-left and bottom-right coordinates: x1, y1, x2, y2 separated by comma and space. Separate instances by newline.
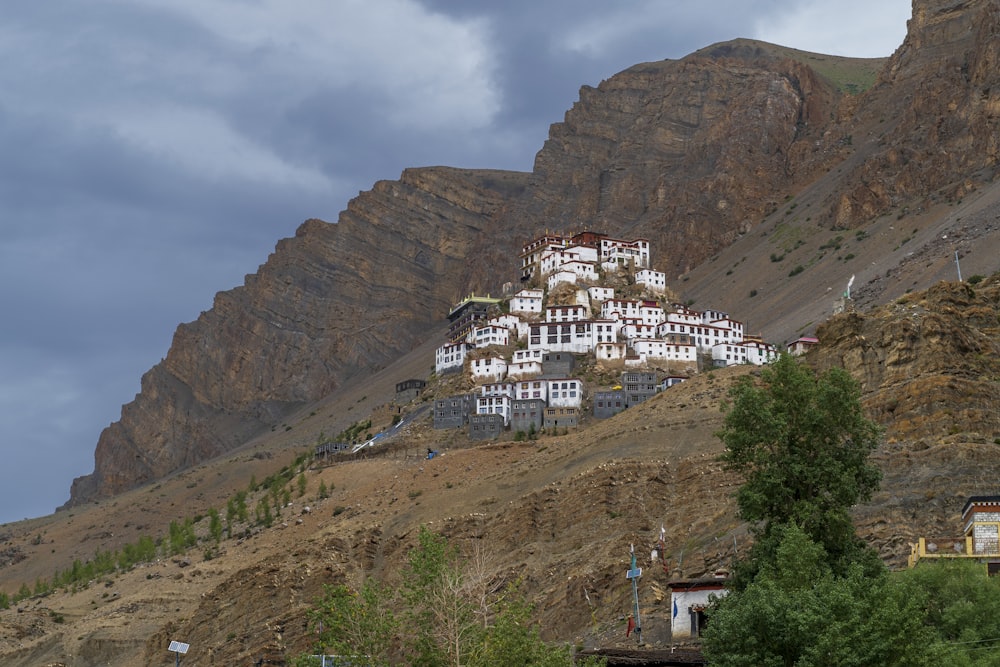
300, 526, 600, 667
717, 354, 883, 583
704, 525, 933, 666
896, 559, 1000, 665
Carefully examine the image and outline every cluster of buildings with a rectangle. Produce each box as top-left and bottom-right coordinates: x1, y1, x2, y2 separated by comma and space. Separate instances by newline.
433, 231, 788, 439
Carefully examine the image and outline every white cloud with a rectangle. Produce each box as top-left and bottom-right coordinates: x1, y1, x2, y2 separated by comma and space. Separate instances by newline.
128, 0, 501, 131
753, 1, 911, 57
111, 104, 332, 189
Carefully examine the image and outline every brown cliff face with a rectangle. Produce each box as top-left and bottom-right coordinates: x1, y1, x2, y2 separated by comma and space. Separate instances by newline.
68, 0, 1000, 506
813, 279, 1000, 444
522, 41, 853, 277
831, 0, 1000, 227
67, 168, 532, 504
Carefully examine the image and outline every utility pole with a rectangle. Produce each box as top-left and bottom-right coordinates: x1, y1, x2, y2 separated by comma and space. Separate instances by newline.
626, 544, 642, 644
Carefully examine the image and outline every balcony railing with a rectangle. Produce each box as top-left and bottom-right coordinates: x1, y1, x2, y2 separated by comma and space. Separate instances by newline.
908, 537, 1000, 567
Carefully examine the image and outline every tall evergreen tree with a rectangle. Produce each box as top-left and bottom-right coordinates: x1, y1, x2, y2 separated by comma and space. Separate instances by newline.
717, 353, 883, 582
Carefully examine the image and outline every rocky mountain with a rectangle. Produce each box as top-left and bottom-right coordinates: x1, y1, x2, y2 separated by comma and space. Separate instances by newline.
3, 3, 1000, 662
65, 0, 1000, 506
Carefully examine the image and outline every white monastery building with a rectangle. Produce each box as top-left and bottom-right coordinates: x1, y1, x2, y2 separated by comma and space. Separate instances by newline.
510, 288, 544, 314
435, 342, 471, 375
470, 356, 508, 382
635, 269, 667, 293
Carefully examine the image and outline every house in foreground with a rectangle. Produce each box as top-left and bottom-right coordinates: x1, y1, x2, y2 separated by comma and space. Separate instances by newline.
669, 573, 729, 639
909, 495, 1000, 574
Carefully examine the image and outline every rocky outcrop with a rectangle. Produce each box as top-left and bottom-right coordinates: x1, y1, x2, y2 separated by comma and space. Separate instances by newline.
67, 168, 532, 504
67, 0, 1000, 506
520, 41, 853, 277
831, 0, 1000, 227
813, 278, 1000, 444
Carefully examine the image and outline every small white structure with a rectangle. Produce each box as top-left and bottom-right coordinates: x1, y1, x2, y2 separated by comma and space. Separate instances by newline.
562, 260, 598, 282
510, 288, 544, 314
435, 342, 471, 375
669, 575, 729, 639
639, 301, 665, 326
488, 313, 527, 339
545, 304, 590, 323
476, 393, 512, 425
547, 270, 578, 290
621, 320, 658, 342
635, 269, 667, 293
660, 375, 688, 390
513, 379, 548, 402
741, 339, 779, 365
587, 286, 614, 303
546, 378, 583, 408
595, 342, 628, 362
601, 299, 642, 321
633, 339, 697, 363
787, 336, 819, 356
591, 319, 620, 345
470, 356, 508, 382
600, 237, 650, 269
528, 322, 596, 354
471, 324, 510, 348
509, 348, 545, 378
539, 246, 599, 276
712, 343, 748, 367
480, 382, 515, 398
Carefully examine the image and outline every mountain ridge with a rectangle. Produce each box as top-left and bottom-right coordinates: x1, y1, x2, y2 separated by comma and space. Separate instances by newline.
4, 2, 998, 662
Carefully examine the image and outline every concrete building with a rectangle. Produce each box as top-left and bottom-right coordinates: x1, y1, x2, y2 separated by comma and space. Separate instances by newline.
394, 379, 426, 403
511, 398, 546, 433
469, 412, 505, 440
433, 394, 474, 429
543, 406, 579, 429
542, 351, 575, 376
593, 390, 626, 419
623, 371, 658, 406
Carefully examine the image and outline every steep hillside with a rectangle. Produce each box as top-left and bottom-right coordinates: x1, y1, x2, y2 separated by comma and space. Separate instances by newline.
68, 0, 1000, 508
65, 42, 885, 505
7, 0, 1000, 662
66, 168, 531, 504
3, 276, 1000, 666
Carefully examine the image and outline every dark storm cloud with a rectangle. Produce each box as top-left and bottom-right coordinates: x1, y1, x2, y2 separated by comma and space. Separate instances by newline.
0, 0, 909, 523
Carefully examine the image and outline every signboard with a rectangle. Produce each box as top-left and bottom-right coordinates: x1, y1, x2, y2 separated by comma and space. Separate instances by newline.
626, 567, 642, 579
168, 641, 190, 654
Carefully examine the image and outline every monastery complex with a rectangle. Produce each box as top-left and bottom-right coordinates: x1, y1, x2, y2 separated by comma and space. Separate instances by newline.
432, 231, 814, 439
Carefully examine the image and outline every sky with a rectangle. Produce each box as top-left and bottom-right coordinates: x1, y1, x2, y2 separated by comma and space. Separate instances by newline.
0, 0, 911, 525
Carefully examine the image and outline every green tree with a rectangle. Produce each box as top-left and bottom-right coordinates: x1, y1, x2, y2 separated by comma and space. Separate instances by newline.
298, 527, 599, 667
718, 354, 883, 581
468, 584, 602, 667
400, 526, 466, 666
896, 559, 1000, 665
703, 524, 933, 667
306, 580, 398, 667
208, 508, 223, 544
297, 473, 308, 497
